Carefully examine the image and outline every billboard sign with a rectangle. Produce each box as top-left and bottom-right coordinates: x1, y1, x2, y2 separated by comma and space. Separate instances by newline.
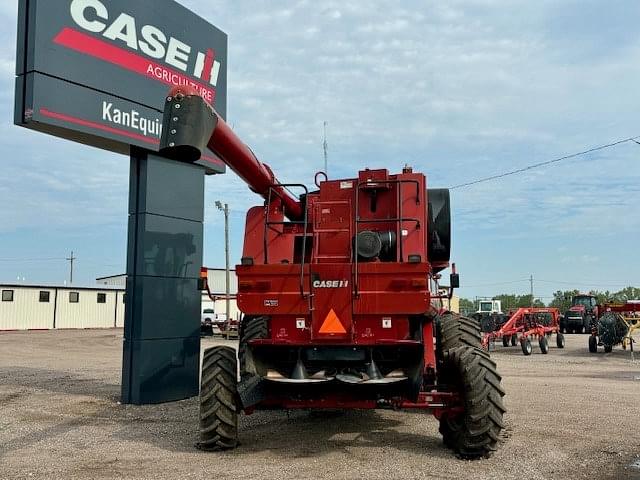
15, 0, 227, 173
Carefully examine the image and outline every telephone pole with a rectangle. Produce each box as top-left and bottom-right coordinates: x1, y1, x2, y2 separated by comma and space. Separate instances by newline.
66, 251, 75, 284
215, 201, 230, 337
530, 274, 534, 306
323, 121, 328, 175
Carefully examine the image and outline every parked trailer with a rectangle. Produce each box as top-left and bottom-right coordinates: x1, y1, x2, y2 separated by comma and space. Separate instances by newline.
482, 308, 564, 356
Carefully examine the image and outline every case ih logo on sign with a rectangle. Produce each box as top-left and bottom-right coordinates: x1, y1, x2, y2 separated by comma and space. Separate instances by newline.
15, 0, 227, 173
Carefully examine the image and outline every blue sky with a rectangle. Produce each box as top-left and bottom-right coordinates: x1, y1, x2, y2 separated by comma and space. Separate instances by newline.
1, 0, 639, 302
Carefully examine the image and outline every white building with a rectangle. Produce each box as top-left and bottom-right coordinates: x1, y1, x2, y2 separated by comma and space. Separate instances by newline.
0, 283, 124, 331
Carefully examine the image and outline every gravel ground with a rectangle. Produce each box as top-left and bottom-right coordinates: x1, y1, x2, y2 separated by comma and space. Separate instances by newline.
0, 329, 639, 480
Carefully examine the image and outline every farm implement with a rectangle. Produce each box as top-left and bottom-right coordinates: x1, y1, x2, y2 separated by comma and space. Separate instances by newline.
589, 301, 640, 353
482, 307, 565, 356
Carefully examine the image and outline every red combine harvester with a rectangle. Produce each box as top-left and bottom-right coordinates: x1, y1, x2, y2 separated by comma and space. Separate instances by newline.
159, 87, 505, 459
482, 308, 564, 355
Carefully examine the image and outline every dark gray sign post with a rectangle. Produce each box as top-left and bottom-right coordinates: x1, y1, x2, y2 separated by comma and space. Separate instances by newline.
15, 0, 227, 404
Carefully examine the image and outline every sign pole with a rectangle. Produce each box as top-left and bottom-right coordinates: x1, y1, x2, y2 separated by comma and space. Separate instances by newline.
121, 148, 204, 404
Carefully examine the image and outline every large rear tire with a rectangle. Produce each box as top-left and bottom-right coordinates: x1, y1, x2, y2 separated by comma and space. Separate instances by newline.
438, 346, 506, 459
198, 346, 239, 451
238, 316, 269, 376
436, 313, 505, 459
436, 313, 483, 357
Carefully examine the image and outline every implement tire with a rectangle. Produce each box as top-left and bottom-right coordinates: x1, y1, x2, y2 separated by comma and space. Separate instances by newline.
438, 346, 506, 459
238, 316, 269, 376
198, 346, 239, 451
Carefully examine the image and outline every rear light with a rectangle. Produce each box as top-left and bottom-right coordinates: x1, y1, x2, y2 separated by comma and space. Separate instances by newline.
390, 278, 427, 289
410, 278, 428, 288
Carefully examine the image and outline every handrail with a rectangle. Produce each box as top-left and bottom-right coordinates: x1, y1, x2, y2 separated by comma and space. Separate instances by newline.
264, 183, 310, 299
353, 178, 421, 297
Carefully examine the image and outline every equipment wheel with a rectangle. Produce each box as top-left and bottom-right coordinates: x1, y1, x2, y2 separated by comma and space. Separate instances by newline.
510, 334, 517, 346
437, 346, 505, 459
588, 335, 597, 353
604, 344, 613, 353
521, 337, 532, 356
238, 315, 269, 376
198, 346, 239, 450
502, 336, 509, 347
539, 335, 549, 354
556, 332, 565, 349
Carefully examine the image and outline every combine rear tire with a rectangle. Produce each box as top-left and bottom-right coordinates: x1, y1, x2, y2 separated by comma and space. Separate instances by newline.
238, 316, 269, 376
556, 333, 565, 348
510, 334, 517, 347
436, 313, 483, 355
521, 337, 532, 356
198, 346, 239, 451
438, 346, 505, 459
539, 336, 549, 354
588, 336, 598, 353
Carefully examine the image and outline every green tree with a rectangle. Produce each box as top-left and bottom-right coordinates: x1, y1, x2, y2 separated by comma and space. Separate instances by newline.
548, 290, 579, 311
459, 298, 475, 315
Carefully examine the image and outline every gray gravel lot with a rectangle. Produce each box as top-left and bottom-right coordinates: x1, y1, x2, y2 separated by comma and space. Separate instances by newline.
0, 329, 639, 480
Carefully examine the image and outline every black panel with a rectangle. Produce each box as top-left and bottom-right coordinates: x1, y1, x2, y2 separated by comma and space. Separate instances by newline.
427, 188, 451, 265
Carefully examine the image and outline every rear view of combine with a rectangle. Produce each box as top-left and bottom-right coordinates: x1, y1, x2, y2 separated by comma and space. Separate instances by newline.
160, 87, 505, 459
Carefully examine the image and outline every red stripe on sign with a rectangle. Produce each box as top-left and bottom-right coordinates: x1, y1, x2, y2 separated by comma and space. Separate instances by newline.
40, 108, 159, 145
40, 108, 224, 169
52, 27, 216, 104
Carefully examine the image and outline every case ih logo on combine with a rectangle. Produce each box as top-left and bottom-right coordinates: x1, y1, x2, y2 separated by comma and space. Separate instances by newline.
67, 0, 221, 103
313, 280, 349, 288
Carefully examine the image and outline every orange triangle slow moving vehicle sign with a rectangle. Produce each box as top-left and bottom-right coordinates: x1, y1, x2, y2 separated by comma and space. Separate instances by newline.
319, 308, 347, 334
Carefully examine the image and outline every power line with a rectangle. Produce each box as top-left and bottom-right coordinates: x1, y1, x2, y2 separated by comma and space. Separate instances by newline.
536, 279, 637, 288
463, 278, 530, 288
451, 134, 640, 189
0, 257, 66, 262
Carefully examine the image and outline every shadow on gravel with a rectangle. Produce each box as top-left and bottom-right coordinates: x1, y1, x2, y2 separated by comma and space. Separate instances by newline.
228, 409, 451, 460
0, 366, 453, 460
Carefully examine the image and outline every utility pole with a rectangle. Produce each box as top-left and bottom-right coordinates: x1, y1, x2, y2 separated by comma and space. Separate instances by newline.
66, 251, 75, 284
323, 121, 328, 175
530, 274, 534, 306
215, 201, 230, 339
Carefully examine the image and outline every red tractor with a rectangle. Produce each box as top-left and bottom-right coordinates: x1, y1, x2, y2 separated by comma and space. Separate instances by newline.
561, 294, 599, 333
160, 87, 505, 459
